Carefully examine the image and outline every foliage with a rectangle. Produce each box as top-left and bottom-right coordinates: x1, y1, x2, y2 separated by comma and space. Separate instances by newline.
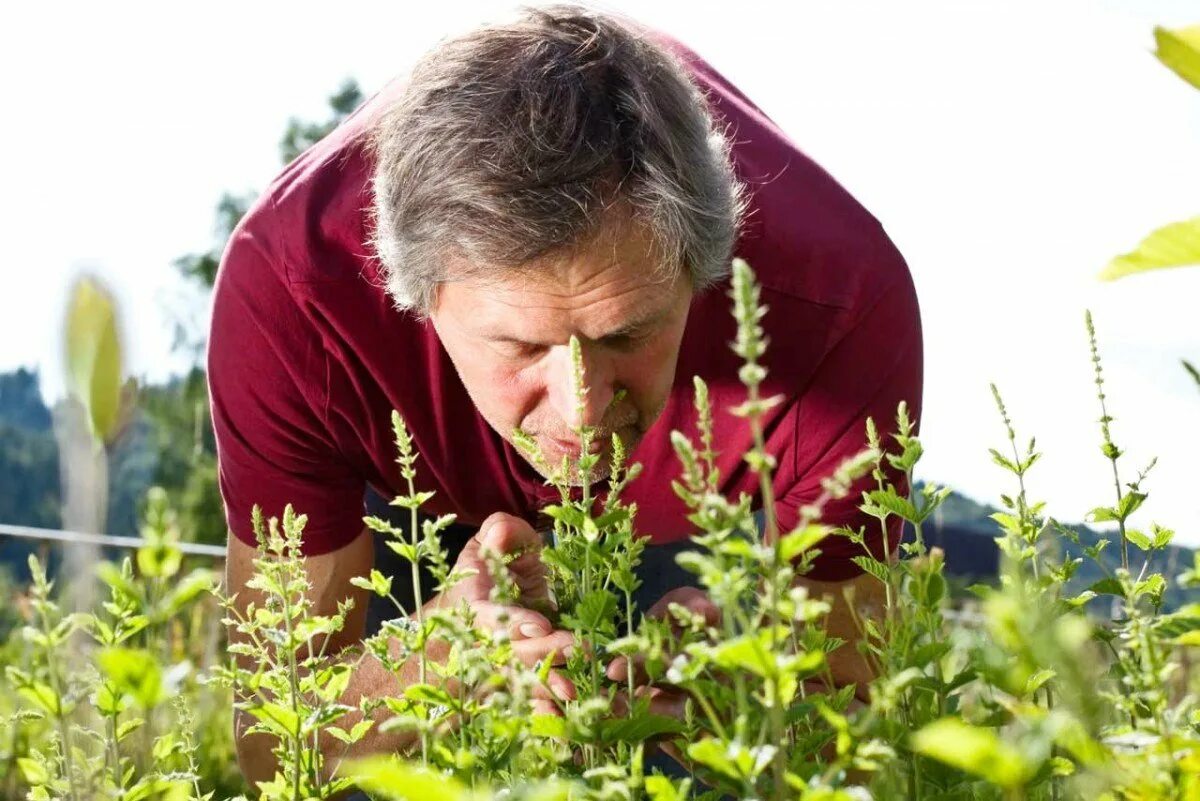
1, 487, 239, 799
1101, 25, 1200, 282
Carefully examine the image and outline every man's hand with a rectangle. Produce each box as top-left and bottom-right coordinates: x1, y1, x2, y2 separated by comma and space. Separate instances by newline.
428, 512, 573, 662
604, 587, 715, 719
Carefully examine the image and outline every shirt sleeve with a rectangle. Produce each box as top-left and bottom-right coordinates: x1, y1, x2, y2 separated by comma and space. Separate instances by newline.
207, 217, 366, 555
775, 269, 924, 582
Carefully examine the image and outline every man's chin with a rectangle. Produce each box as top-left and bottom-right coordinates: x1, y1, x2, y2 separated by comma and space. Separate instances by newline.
523, 431, 641, 486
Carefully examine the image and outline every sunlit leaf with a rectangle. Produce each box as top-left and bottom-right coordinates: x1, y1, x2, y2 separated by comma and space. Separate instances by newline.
911, 717, 1033, 788
63, 274, 128, 443
1154, 25, 1200, 89
342, 756, 477, 800
1100, 216, 1200, 281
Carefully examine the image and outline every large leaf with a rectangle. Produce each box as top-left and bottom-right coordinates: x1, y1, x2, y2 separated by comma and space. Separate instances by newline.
1100, 216, 1200, 281
911, 718, 1033, 788
97, 647, 164, 709
342, 756, 476, 800
1154, 25, 1200, 90
64, 274, 127, 443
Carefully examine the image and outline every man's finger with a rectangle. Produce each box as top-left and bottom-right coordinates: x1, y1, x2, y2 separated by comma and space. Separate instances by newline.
472, 601, 555, 640
611, 686, 688, 722
531, 668, 576, 704
512, 629, 576, 669
648, 586, 721, 627
473, 512, 542, 558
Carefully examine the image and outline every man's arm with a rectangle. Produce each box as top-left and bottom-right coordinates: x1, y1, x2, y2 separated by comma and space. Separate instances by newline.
224, 515, 577, 788
795, 570, 888, 704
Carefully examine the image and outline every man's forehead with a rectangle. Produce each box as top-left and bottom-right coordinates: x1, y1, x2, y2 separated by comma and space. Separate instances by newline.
461, 265, 684, 342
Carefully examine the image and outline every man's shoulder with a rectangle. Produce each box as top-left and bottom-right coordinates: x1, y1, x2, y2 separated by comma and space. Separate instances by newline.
659, 33, 911, 316
233, 76, 409, 287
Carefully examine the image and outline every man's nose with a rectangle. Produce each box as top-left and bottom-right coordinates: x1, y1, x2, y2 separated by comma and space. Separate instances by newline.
546, 341, 615, 432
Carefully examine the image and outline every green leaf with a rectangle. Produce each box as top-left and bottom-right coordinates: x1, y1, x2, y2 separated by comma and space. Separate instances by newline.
1117, 491, 1146, 520
160, 569, 215, 615
342, 756, 476, 800
780, 524, 830, 562
17, 757, 49, 786
530, 713, 567, 739
17, 682, 61, 716
1025, 669, 1056, 697
1087, 577, 1125, 597
864, 489, 918, 522
116, 718, 144, 744
1125, 528, 1152, 552
1152, 523, 1175, 549
686, 738, 743, 780
404, 684, 457, 710
245, 701, 300, 739
599, 712, 686, 744
64, 275, 127, 443
1101, 216, 1200, 281
645, 775, 687, 801
1154, 25, 1200, 89
851, 555, 891, 585
1086, 506, 1118, 524
564, 590, 618, 636
911, 718, 1033, 788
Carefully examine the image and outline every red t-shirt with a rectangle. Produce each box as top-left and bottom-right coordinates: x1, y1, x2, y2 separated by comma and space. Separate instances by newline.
208, 34, 923, 582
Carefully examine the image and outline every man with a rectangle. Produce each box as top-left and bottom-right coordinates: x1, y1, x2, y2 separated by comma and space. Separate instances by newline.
210, 4, 922, 785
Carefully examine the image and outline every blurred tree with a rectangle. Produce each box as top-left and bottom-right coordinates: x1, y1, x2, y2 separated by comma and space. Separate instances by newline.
144, 79, 364, 544
0, 81, 364, 553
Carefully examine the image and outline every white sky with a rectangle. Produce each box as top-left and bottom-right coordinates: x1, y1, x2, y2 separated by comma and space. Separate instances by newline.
2, 0, 1199, 543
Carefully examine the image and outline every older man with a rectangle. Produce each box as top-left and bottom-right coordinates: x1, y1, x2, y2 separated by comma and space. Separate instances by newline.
210, 4, 922, 785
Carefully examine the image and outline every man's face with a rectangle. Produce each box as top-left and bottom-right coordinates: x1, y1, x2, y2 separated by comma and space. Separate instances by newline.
429, 216, 692, 484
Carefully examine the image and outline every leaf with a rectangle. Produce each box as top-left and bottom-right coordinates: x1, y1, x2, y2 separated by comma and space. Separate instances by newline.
17, 757, 49, 785
1185, 360, 1200, 392
564, 590, 618, 636
1086, 506, 1118, 524
1100, 216, 1200, 281
645, 775, 687, 801
64, 275, 127, 443
342, 756, 476, 800
404, 684, 456, 710
1025, 669, 1056, 697
97, 648, 164, 709
530, 714, 567, 739
245, 701, 300, 739
1154, 25, 1200, 90
160, 569, 215, 615
851, 555, 891, 585
1117, 491, 1146, 520
780, 524, 830, 562
911, 718, 1033, 788
686, 738, 743, 780
864, 489, 918, 522
1125, 528, 1152, 552
117, 718, 144, 743
600, 712, 686, 744
1087, 577, 1125, 598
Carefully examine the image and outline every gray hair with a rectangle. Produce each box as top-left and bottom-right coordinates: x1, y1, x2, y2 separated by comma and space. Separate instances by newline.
368, 3, 747, 315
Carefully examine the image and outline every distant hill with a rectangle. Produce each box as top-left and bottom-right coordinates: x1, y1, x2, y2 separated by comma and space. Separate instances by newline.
1, 367, 1195, 611
914, 480, 1198, 612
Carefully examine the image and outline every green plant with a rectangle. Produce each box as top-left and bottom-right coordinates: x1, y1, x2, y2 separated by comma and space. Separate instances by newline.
8, 257, 1200, 801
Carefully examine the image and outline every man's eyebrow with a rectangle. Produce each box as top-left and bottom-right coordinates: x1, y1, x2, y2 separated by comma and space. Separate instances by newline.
597, 307, 669, 340
480, 305, 672, 345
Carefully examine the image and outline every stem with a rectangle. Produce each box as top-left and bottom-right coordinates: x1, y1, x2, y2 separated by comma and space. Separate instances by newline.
396, 467, 431, 765
38, 603, 78, 801
279, 561, 305, 800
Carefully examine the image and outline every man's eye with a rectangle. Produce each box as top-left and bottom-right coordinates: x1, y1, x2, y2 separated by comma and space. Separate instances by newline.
501, 341, 546, 358
605, 331, 652, 352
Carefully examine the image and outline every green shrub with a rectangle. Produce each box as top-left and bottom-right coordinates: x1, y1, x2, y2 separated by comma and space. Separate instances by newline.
4, 259, 1199, 800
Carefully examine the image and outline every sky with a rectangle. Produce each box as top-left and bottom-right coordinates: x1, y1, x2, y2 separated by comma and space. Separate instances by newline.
2, 0, 1199, 543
